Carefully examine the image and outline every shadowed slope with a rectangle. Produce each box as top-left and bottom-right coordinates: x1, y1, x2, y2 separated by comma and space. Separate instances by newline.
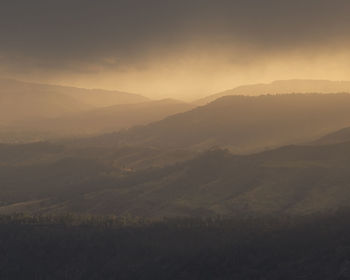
87, 94, 350, 153
2, 140, 350, 217
313, 126, 350, 145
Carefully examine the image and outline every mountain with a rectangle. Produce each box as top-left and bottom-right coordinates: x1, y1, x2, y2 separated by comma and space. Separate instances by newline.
9, 99, 195, 137
2, 139, 350, 217
196, 79, 350, 105
4, 94, 350, 217
86, 94, 350, 153
0, 78, 149, 124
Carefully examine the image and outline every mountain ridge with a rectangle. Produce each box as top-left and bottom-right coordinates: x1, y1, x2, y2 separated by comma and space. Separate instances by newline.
195, 79, 350, 105
313, 126, 350, 145
4, 98, 194, 139
83, 93, 350, 153
2, 138, 350, 217
0, 78, 149, 124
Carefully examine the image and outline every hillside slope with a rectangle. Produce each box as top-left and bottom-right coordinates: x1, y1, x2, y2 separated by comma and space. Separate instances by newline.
313, 126, 350, 145
196, 79, 350, 105
87, 94, 350, 153
2, 140, 350, 217
0, 78, 149, 123
10, 99, 195, 137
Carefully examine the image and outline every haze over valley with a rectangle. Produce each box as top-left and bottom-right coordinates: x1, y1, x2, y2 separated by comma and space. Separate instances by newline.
2, 1, 350, 279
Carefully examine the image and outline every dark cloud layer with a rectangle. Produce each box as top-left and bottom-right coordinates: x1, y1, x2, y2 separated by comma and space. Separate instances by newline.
1, 0, 350, 69
1, 0, 350, 98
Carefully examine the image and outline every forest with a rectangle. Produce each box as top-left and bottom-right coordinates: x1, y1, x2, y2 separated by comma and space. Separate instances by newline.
1, 211, 350, 279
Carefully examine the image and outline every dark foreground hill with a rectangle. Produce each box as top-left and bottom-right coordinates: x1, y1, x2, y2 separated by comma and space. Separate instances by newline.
86, 94, 350, 153
1, 211, 350, 280
2, 138, 350, 217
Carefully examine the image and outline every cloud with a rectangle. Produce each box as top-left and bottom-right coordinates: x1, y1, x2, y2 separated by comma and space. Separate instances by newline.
1, 0, 350, 97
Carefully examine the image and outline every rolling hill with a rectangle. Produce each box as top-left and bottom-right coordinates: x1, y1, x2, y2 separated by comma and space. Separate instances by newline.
86, 94, 350, 153
2, 138, 350, 217
9, 99, 195, 137
313, 126, 350, 145
196, 79, 350, 105
3, 94, 350, 217
0, 78, 149, 124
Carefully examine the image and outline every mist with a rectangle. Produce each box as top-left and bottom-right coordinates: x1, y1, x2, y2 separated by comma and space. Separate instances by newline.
3, 1, 350, 279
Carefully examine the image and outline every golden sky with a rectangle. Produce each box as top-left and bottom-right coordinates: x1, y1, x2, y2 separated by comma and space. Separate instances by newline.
1, 0, 350, 100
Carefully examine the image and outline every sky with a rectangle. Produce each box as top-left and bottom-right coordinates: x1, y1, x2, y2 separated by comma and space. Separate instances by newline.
1, 0, 350, 100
